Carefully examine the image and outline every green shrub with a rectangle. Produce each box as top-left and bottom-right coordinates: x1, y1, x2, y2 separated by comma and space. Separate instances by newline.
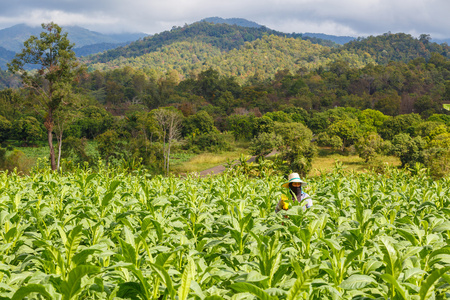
184, 132, 232, 153
250, 132, 282, 161
0, 116, 11, 143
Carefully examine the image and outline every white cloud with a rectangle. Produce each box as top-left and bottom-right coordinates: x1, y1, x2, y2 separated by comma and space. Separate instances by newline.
0, 0, 449, 38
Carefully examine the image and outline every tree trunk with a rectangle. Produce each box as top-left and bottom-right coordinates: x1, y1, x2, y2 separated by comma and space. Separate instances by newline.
167, 139, 171, 175
48, 130, 56, 171
45, 112, 56, 171
56, 130, 63, 171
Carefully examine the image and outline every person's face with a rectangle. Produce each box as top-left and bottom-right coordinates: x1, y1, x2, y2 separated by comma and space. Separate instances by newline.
291, 182, 301, 188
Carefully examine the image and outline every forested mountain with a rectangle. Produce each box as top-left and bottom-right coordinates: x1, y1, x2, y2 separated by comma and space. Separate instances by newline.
341, 32, 450, 64
73, 42, 129, 57
201, 17, 263, 28
302, 33, 355, 45
0, 47, 15, 70
85, 23, 449, 84
86, 35, 374, 82
85, 21, 337, 65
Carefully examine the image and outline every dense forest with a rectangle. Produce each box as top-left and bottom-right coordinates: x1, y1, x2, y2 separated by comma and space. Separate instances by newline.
1, 22, 450, 177
82, 22, 449, 83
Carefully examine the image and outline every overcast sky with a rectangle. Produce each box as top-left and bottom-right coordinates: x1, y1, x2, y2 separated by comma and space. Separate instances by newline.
1, 0, 450, 39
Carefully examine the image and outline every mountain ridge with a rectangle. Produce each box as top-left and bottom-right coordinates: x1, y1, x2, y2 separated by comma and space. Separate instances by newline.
0, 23, 147, 53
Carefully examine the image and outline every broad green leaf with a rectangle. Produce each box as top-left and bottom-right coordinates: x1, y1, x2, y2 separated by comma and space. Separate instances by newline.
178, 257, 196, 300
108, 180, 121, 193
432, 222, 450, 232
344, 248, 363, 269
230, 282, 276, 300
61, 265, 101, 300
65, 225, 83, 266
150, 263, 176, 298
380, 273, 408, 300
72, 249, 101, 266
404, 268, 426, 281
190, 280, 205, 300
396, 228, 418, 246
101, 192, 114, 207
239, 271, 268, 282
117, 282, 145, 299
419, 266, 450, 300
286, 267, 319, 300
11, 284, 52, 300
339, 275, 376, 290
118, 238, 137, 266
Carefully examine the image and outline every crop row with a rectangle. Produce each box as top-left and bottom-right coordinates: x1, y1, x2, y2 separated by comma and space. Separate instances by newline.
0, 167, 449, 299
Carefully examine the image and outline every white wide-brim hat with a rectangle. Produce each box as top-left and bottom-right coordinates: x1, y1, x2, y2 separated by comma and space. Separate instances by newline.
282, 172, 307, 188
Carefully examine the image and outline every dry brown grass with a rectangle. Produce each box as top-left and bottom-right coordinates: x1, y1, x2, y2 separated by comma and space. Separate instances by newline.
309, 153, 401, 177
172, 150, 250, 174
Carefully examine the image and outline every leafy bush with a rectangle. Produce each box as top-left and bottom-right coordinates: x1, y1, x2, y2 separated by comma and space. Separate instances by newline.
184, 132, 232, 153
11, 116, 44, 145
250, 132, 282, 161
0, 115, 11, 142
391, 133, 426, 167
355, 133, 391, 162
0, 149, 34, 173
316, 132, 344, 151
182, 110, 218, 137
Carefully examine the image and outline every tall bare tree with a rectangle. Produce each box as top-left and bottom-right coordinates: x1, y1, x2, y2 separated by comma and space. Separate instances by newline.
8, 22, 81, 171
153, 108, 183, 175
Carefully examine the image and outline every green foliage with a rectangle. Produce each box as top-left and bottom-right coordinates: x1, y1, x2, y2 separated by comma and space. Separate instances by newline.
274, 122, 316, 176
61, 136, 93, 166
379, 114, 423, 140
182, 110, 218, 137
226, 114, 257, 141
0, 88, 23, 120
184, 132, 232, 153
73, 105, 115, 139
391, 133, 427, 167
0, 115, 11, 142
7, 22, 82, 170
328, 118, 362, 149
250, 132, 282, 160
0, 149, 34, 173
316, 132, 344, 151
355, 133, 391, 162
11, 116, 44, 145
95, 129, 123, 164
341, 32, 450, 65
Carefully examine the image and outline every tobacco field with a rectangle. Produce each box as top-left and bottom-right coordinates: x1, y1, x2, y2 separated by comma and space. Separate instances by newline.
0, 166, 450, 299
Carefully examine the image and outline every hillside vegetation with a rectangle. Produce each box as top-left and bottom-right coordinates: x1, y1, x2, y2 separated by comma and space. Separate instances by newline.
86, 35, 374, 82
83, 22, 449, 83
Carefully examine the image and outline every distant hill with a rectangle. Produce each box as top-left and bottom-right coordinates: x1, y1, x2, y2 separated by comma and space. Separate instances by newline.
301, 33, 355, 45
85, 33, 374, 83
340, 32, 450, 64
201, 17, 263, 28
0, 46, 15, 70
84, 22, 450, 84
431, 38, 450, 45
73, 42, 129, 57
85, 21, 338, 65
0, 24, 147, 53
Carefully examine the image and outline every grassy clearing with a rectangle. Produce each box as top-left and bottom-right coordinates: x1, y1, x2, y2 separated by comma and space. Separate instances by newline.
309, 153, 401, 177
171, 149, 251, 174
172, 146, 401, 177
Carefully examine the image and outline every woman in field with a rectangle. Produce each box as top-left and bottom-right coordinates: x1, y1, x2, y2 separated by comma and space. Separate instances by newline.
275, 172, 312, 213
